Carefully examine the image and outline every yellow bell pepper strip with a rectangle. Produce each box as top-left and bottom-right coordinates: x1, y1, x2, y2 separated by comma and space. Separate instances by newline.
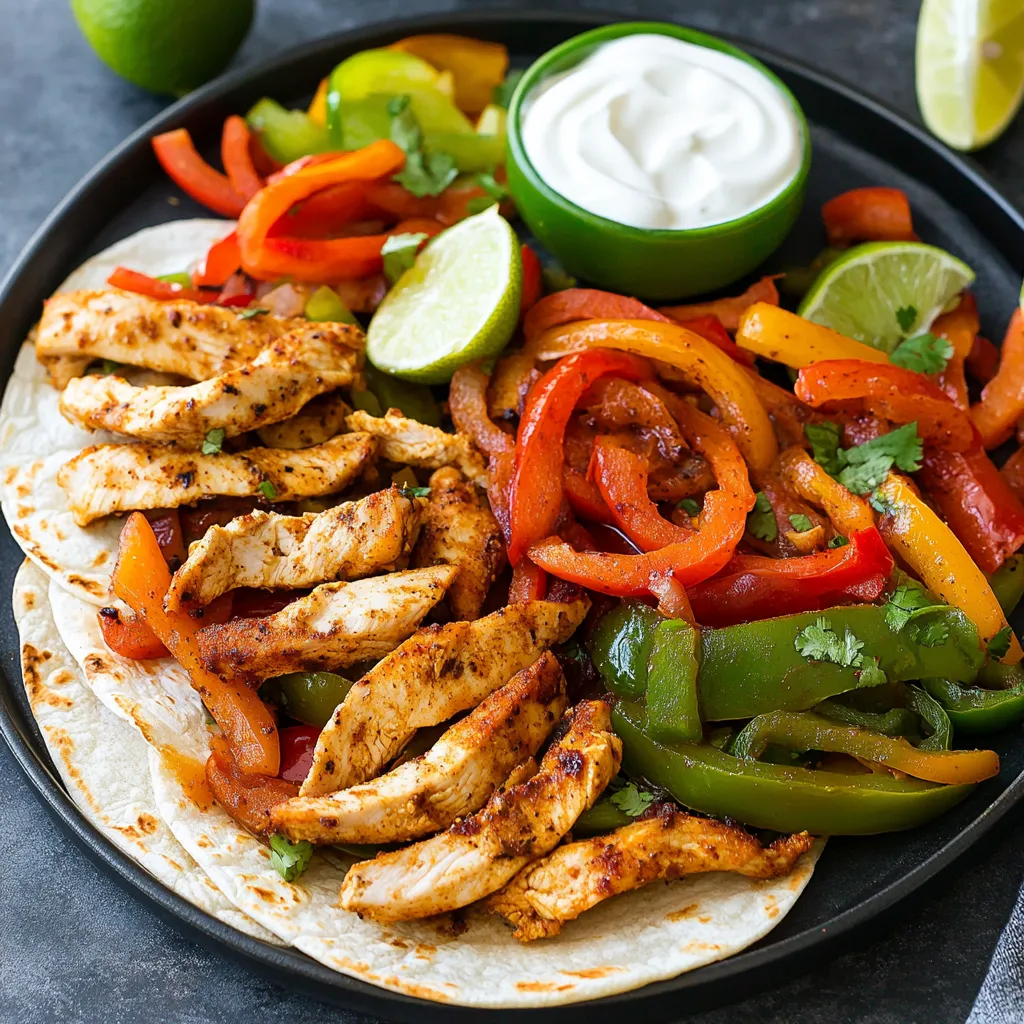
736, 302, 892, 369
778, 447, 879, 535
730, 710, 998, 785
308, 78, 329, 125
530, 319, 778, 473
876, 472, 1022, 662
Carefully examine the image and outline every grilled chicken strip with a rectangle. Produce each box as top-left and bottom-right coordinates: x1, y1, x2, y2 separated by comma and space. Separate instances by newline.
300, 597, 589, 797
346, 409, 488, 487
488, 811, 815, 941
272, 652, 567, 845
58, 324, 362, 444
164, 486, 425, 611
339, 699, 621, 922
58, 432, 376, 526
197, 565, 457, 683
36, 289, 307, 385
256, 392, 351, 449
411, 467, 505, 620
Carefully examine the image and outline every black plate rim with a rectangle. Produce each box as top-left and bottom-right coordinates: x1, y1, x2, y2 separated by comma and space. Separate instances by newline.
2, 8, 1024, 1020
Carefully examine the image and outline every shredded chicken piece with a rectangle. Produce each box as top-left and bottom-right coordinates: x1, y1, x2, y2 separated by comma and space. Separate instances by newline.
339, 699, 621, 922
300, 597, 589, 797
165, 486, 424, 611
57, 432, 376, 526
36, 289, 308, 384
197, 565, 456, 683
346, 409, 488, 487
488, 811, 815, 941
256, 392, 351, 449
58, 324, 362, 444
411, 467, 505, 620
271, 652, 567, 845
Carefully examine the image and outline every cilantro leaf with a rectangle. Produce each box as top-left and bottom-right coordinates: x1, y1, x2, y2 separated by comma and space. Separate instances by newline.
828, 534, 849, 548
381, 232, 428, 285
869, 489, 897, 515
890, 333, 954, 374
201, 427, 225, 456
258, 480, 278, 501
269, 834, 313, 882
492, 69, 525, 109
400, 485, 431, 499
884, 584, 936, 633
476, 170, 508, 201
857, 657, 888, 686
677, 498, 700, 517
837, 422, 923, 495
747, 491, 778, 542
988, 626, 1014, 660
788, 513, 814, 533
95, 359, 122, 375
805, 421, 843, 476
896, 305, 918, 333
389, 95, 458, 198
908, 617, 950, 647
609, 782, 654, 818
794, 617, 864, 668
238, 307, 270, 320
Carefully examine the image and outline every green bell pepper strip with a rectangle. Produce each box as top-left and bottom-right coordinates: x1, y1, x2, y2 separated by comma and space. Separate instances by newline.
364, 365, 441, 427
305, 286, 358, 325
906, 685, 951, 751
729, 711, 996, 783
613, 701, 974, 835
246, 98, 333, 165
587, 601, 662, 700
922, 673, 1024, 734
573, 797, 635, 836
986, 554, 1024, 617
814, 699, 918, 737
815, 686, 950, 751
645, 619, 701, 743
259, 671, 353, 728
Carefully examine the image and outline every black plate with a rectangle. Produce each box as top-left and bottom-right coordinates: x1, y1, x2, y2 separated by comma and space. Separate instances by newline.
2, 10, 1023, 1021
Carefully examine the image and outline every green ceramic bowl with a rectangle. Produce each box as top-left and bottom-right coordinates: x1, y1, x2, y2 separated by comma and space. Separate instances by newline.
506, 22, 811, 301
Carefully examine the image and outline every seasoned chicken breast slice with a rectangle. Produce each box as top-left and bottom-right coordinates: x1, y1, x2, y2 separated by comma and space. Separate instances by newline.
36, 289, 307, 384
300, 597, 589, 797
165, 486, 424, 611
271, 652, 567, 845
345, 409, 487, 487
339, 699, 621, 922
197, 565, 457, 683
58, 324, 362, 444
488, 811, 815, 941
411, 467, 505, 620
57, 432, 376, 525
256, 392, 351, 449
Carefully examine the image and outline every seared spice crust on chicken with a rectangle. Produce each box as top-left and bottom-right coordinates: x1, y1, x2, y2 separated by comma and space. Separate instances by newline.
300, 597, 590, 797
58, 324, 363, 444
271, 652, 567, 845
255, 391, 351, 449
197, 564, 457, 683
165, 487, 425, 611
488, 810, 815, 941
339, 699, 622, 922
37, 289, 308, 384
411, 467, 506, 620
57, 432, 377, 525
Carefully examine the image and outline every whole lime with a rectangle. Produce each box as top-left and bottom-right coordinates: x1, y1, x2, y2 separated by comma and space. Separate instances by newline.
70, 0, 254, 96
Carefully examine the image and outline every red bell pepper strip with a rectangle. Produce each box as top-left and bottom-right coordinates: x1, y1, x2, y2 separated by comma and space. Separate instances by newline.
967, 335, 1000, 385
795, 359, 974, 450
972, 309, 1024, 449
220, 116, 264, 202
520, 244, 542, 314
279, 725, 321, 784
508, 561, 548, 603
918, 442, 1024, 574
449, 362, 514, 457
192, 231, 242, 288
487, 449, 514, 545
265, 180, 380, 239
562, 465, 613, 524
821, 187, 916, 246
507, 349, 650, 565
648, 572, 695, 622
522, 288, 670, 346
658, 276, 780, 331
152, 128, 247, 218
529, 403, 755, 596
676, 315, 756, 367
107, 267, 218, 304
206, 735, 296, 835
1003, 447, 1024, 504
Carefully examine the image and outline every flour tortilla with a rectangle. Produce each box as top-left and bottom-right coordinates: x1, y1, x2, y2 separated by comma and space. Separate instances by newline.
0, 219, 234, 604
12, 559, 279, 944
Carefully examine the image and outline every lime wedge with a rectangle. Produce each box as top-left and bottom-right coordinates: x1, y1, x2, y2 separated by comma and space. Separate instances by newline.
367, 206, 522, 383
916, 0, 1024, 151
797, 241, 975, 353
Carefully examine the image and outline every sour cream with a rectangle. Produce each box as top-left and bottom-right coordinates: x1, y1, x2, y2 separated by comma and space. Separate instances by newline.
521, 34, 804, 231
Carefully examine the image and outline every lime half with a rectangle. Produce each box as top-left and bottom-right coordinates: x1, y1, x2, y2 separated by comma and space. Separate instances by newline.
916, 0, 1024, 151
797, 241, 975, 353
367, 206, 522, 383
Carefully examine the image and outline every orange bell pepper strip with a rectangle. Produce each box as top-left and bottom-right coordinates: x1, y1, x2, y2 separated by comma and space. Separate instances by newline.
192, 230, 242, 288
972, 308, 1024, 448
677, 315, 755, 367
508, 561, 548, 603
507, 348, 650, 565
449, 361, 514, 457
206, 735, 296, 835
307, 78, 329, 125
562, 465, 613, 524
220, 115, 263, 202
736, 303, 892, 369
659, 275, 780, 331
152, 128, 247, 218
112, 513, 281, 774
1002, 446, 1024, 502
795, 359, 974, 450
933, 293, 979, 409
530, 319, 778, 473
265, 181, 382, 239
98, 607, 169, 660
778, 447, 876, 535
821, 187, 917, 246
529, 403, 755, 596
522, 288, 671, 345
107, 267, 218, 304
520, 244, 542, 314
967, 334, 1000, 384
875, 473, 1022, 662
390, 34, 509, 115
236, 139, 405, 281
918, 442, 1024, 575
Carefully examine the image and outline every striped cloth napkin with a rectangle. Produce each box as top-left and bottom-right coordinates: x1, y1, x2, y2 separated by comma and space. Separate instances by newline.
969, 885, 1024, 1022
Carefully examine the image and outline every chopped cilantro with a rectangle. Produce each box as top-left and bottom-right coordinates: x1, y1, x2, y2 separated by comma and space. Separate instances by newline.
747, 491, 778, 542
400, 485, 431, 499
890, 333, 954, 374
476, 170, 508, 201
909, 617, 950, 648
269, 834, 313, 882
609, 782, 654, 818
988, 626, 1014, 660
258, 480, 278, 501
99, 359, 122, 375
238, 306, 270, 320
794, 616, 864, 667
677, 498, 700, 517
884, 583, 936, 633
828, 535, 850, 548
788, 513, 814, 533
806, 421, 923, 496
857, 657, 888, 686
896, 305, 918, 333
805, 421, 844, 476
869, 489, 897, 515
492, 69, 525, 109
389, 95, 458, 198
201, 427, 225, 456
381, 232, 428, 285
